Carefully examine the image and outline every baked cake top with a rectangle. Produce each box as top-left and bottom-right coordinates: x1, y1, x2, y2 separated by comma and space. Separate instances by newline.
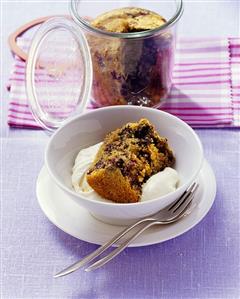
91, 7, 166, 33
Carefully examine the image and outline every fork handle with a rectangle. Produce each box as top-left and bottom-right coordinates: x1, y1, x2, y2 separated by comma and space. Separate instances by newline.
54, 216, 155, 277
85, 220, 159, 272
85, 195, 196, 272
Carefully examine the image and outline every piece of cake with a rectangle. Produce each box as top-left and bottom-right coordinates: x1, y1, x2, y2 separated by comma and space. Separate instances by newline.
86, 119, 175, 203
88, 7, 172, 107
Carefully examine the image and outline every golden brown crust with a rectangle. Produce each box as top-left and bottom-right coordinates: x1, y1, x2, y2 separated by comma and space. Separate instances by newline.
91, 7, 166, 33
86, 119, 175, 203
86, 168, 139, 203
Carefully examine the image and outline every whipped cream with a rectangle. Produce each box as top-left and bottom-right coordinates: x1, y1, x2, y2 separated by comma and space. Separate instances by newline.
141, 167, 179, 201
72, 143, 180, 202
71, 142, 104, 201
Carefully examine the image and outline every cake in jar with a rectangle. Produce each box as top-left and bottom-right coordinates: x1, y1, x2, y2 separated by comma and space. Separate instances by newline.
91, 7, 166, 33
88, 7, 173, 107
86, 119, 175, 203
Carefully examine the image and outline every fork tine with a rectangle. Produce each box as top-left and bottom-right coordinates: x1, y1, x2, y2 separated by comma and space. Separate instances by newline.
172, 183, 199, 214
164, 195, 195, 224
168, 182, 196, 211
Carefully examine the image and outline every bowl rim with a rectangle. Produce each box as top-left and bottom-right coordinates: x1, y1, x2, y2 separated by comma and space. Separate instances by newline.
45, 106, 204, 207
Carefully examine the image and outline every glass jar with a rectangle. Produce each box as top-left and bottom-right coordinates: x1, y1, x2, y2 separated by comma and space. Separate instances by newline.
26, 0, 183, 130
71, 0, 183, 108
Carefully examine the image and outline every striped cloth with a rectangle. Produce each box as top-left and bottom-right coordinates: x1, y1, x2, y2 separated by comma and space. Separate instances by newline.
7, 37, 240, 129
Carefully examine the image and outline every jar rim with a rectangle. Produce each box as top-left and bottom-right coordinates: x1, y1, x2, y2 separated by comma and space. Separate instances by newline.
70, 0, 183, 39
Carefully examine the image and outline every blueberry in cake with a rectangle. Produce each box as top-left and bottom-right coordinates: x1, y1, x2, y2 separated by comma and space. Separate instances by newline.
86, 119, 175, 203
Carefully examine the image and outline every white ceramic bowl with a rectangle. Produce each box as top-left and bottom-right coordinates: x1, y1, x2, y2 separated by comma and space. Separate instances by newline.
45, 106, 204, 225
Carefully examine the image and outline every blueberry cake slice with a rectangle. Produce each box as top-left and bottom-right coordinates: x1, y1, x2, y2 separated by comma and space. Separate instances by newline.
86, 119, 175, 203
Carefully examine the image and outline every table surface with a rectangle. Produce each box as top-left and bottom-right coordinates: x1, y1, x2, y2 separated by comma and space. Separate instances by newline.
1, 1, 240, 299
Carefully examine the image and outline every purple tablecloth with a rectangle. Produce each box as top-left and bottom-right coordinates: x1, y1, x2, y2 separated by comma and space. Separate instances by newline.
1, 1, 240, 298
2, 128, 239, 299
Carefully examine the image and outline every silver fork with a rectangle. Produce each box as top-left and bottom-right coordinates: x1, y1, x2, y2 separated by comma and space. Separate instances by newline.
54, 182, 198, 277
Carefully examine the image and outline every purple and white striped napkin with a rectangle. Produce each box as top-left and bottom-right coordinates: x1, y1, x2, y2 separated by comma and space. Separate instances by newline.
7, 37, 240, 129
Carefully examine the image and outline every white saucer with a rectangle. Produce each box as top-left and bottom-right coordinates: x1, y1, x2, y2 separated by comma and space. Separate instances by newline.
36, 160, 216, 247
